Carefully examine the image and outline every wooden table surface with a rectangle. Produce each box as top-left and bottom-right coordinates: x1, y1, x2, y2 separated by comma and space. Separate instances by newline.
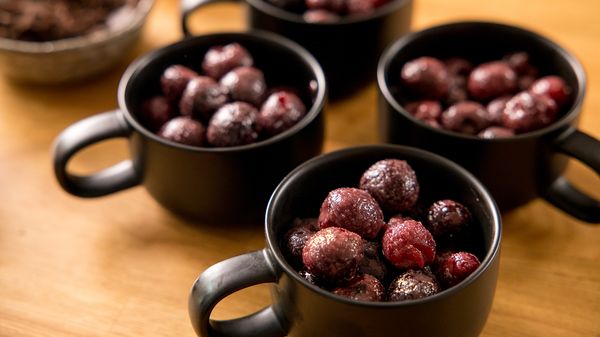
1, 0, 599, 336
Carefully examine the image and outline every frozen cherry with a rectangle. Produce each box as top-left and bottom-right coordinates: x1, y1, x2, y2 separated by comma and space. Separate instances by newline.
478, 126, 514, 139
382, 216, 436, 269
530, 75, 571, 107
303, 9, 340, 22
202, 43, 253, 80
258, 91, 307, 136
359, 159, 420, 213
302, 227, 364, 283
426, 199, 471, 238
305, 0, 346, 13
160, 65, 199, 103
444, 58, 473, 76
347, 0, 388, 15
359, 241, 388, 281
486, 96, 511, 125
220, 66, 267, 107
283, 218, 317, 268
503, 52, 536, 75
468, 61, 517, 101
140, 96, 174, 132
518, 75, 537, 91
158, 117, 205, 146
502, 91, 558, 133
333, 274, 385, 302
388, 269, 440, 301
405, 100, 442, 122
435, 251, 480, 287
318, 187, 385, 240
179, 76, 228, 121
446, 75, 468, 104
401, 57, 450, 100
441, 101, 490, 135
206, 102, 259, 147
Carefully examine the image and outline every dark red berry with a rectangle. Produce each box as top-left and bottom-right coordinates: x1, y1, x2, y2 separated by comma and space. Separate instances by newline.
518, 75, 537, 91
441, 101, 490, 135
140, 96, 174, 132
468, 61, 517, 101
258, 91, 307, 136
359, 159, 420, 213
347, 0, 388, 15
405, 100, 442, 122
302, 9, 340, 22
206, 102, 259, 147
388, 269, 440, 301
283, 218, 318, 268
333, 274, 385, 302
401, 57, 450, 100
444, 58, 473, 77
202, 43, 253, 80
318, 187, 385, 240
220, 66, 267, 107
530, 75, 571, 107
446, 75, 468, 104
382, 217, 436, 269
503, 52, 535, 75
478, 126, 514, 139
426, 199, 471, 238
486, 96, 511, 125
160, 65, 199, 104
179, 76, 228, 121
302, 227, 364, 283
502, 91, 558, 133
305, 0, 346, 13
157, 117, 205, 146
435, 251, 481, 287
359, 240, 388, 281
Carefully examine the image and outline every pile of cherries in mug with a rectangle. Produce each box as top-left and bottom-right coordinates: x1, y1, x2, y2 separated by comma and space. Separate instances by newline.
140, 43, 307, 147
267, 0, 391, 23
399, 51, 572, 138
281, 159, 482, 302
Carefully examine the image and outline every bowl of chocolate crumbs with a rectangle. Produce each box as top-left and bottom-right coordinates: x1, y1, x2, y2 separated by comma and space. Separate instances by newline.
0, 0, 153, 83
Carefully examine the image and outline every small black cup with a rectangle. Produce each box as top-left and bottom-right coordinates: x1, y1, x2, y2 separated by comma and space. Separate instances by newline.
181, 0, 412, 98
188, 144, 502, 337
53, 31, 326, 224
378, 21, 600, 223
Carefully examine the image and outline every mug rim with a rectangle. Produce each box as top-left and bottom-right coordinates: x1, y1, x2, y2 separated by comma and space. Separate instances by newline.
117, 30, 327, 153
265, 144, 502, 307
246, 0, 412, 26
377, 20, 587, 142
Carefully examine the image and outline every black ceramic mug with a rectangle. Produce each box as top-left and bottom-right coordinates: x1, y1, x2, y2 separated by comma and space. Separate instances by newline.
188, 145, 502, 337
378, 21, 600, 223
53, 32, 326, 224
181, 0, 412, 98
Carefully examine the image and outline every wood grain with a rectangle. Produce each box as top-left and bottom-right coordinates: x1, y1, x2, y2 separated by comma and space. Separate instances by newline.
1, 0, 599, 336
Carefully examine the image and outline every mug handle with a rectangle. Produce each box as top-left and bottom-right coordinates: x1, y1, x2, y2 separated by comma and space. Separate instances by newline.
544, 128, 600, 223
181, 0, 244, 37
53, 110, 140, 197
188, 249, 287, 337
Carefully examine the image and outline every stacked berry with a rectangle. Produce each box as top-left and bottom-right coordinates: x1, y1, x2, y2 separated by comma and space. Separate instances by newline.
399, 52, 571, 138
267, 0, 391, 23
140, 43, 308, 147
281, 159, 482, 302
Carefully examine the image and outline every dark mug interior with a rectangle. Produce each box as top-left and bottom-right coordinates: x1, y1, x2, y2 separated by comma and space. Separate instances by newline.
263, 145, 501, 337
181, 0, 413, 98
377, 21, 600, 222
